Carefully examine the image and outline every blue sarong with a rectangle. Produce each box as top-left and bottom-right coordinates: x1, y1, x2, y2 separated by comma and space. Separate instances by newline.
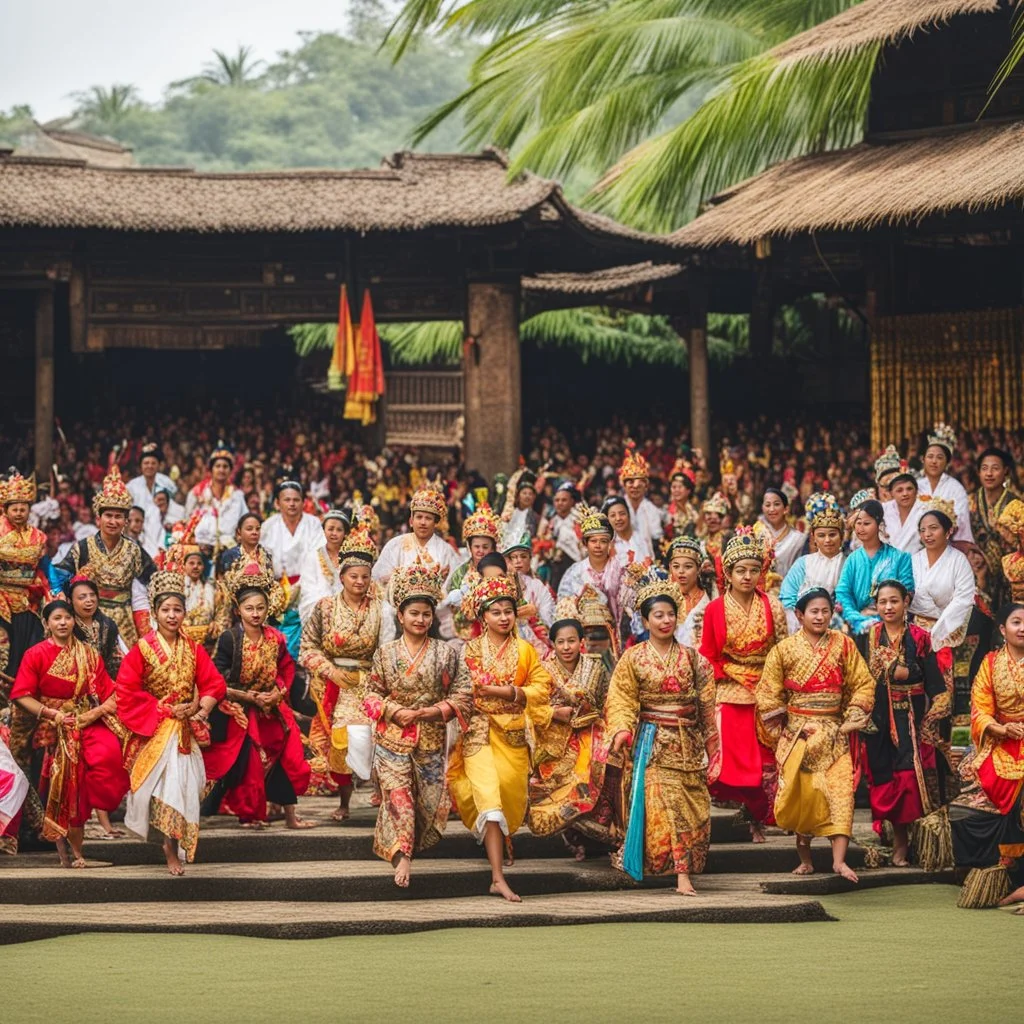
279, 605, 302, 661
621, 721, 656, 882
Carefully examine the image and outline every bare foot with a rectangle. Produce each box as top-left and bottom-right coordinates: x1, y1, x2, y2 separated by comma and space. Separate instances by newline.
489, 879, 522, 903
834, 862, 859, 883
892, 853, 910, 868
284, 807, 317, 830
71, 857, 87, 869
750, 825, 767, 844
266, 803, 285, 822
792, 863, 815, 875
572, 844, 587, 862
56, 838, 71, 869
676, 873, 698, 895
998, 884, 1024, 906
393, 855, 411, 888
164, 842, 186, 876
330, 807, 350, 822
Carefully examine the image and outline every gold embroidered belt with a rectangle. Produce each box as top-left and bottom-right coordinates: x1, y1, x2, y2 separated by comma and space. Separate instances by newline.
332, 657, 372, 670
640, 705, 696, 727
786, 706, 839, 718
889, 684, 924, 696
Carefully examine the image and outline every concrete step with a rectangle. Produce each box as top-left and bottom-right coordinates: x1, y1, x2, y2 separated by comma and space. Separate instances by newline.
0, 881, 832, 944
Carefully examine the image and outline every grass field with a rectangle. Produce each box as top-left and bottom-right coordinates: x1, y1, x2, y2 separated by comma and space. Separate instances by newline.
5, 886, 1019, 1023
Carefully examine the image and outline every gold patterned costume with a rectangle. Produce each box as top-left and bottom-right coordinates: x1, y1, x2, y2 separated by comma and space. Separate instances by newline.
756, 630, 874, 838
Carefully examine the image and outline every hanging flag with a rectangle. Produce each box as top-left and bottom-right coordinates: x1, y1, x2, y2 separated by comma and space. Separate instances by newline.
343, 288, 386, 425
328, 285, 354, 392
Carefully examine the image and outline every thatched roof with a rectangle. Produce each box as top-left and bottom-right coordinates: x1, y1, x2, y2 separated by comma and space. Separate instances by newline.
523, 261, 682, 295
0, 147, 679, 248
673, 121, 1024, 247
773, 0, 1001, 65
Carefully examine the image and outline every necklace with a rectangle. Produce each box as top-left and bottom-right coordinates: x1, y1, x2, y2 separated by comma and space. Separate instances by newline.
647, 638, 677, 670
481, 632, 513, 670
401, 634, 428, 675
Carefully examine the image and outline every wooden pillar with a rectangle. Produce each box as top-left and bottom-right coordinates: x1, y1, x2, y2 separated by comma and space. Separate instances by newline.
464, 281, 521, 480
34, 287, 55, 482
688, 273, 711, 457
749, 257, 773, 362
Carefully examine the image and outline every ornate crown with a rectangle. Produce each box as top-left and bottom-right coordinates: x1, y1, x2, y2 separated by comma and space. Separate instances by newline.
663, 535, 706, 565
574, 502, 613, 539
148, 570, 186, 609
409, 484, 448, 528
389, 559, 446, 608
805, 491, 844, 531
848, 488, 877, 512
92, 465, 133, 515
3, 467, 36, 505
576, 584, 613, 630
339, 521, 377, 570
164, 509, 205, 571
352, 503, 380, 536
553, 595, 582, 623
997, 499, 1024, 536
226, 562, 277, 601
702, 492, 729, 517
618, 440, 649, 482
669, 458, 695, 486
462, 501, 502, 544
922, 496, 958, 530
926, 422, 957, 456
632, 563, 684, 611
723, 526, 765, 571
873, 445, 902, 484
468, 573, 518, 619
208, 441, 234, 467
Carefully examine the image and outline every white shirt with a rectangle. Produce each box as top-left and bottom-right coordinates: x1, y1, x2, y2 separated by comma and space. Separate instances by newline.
372, 532, 458, 584
127, 473, 177, 510
611, 530, 654, 565
298, 543, 341, 624
883, 499, 924, 555
760, 519, 806, 579
184, 481, 246, 550
521, 573, 555, 627
676, 592, 709, 647
910, 545, 976, 649
73, 521, 99, 541
557, 554, 627, 624
260, 513, 324, 581
915, 473, 973, 544
547, 512, 581, 564
627, 497, 664, 547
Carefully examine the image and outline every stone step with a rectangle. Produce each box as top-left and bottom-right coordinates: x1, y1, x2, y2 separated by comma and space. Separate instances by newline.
0, 881, 832, 944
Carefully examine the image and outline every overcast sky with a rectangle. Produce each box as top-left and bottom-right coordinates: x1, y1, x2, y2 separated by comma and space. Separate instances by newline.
1, 1, 355, 122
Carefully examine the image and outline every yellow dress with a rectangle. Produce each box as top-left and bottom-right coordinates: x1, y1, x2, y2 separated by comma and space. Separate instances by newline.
447, 636, 552, 837
756, 630, 874, 838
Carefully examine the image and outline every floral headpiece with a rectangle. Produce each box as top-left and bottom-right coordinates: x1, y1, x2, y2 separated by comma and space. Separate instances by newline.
574, 502, 613, 539
873, 445, 902, 485
148, 570, 186, 609
805, 492, 844, 532
618, 440, 649, 483
389, 559, 446, 609
921, 496, 958, 530
92, 465, 133, 516
208, 441, 235, 468
702, 492, 729, 518
926, 422, 957, 458
722, 526, 765, 571
3, 467, 36, 506
669, 458, 696, 487
462, 501, 502, 544
409, 484, 448, 529
468, 574, 518, 619
338, 521, 377, 572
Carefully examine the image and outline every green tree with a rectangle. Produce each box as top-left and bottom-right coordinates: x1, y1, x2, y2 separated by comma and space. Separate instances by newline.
172, 45, 266, 90
70, 84, 142, 124
388, 0, 875, 229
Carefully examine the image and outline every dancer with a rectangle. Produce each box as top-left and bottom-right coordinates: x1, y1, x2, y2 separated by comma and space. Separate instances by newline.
117, 569, 225, 874
447, 574, 552, 902
916, 423, 972, 543
759, 488, 805, 579
10, 591, 130, 867
664, 536, 711, 647
298, 508, 349, 623
373, 485, 458, 584
364, 561, 467, 887
606, 566, 719, 894
700, 529, 787, 842
0, 731, 29, 855
757, 588, 874, 881
779, 492, 847, 633
970, 447, 1019, 610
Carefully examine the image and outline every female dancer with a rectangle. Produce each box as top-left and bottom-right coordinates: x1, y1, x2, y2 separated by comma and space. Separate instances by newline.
759, 488, 805, 580
298, 508, 349, 623
664, 536, 711, 647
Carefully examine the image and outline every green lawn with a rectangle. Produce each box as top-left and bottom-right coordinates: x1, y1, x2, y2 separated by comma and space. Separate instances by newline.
5, 886, 1019, 1023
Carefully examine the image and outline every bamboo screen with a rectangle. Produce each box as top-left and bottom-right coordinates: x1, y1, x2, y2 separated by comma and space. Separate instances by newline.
871, 308, 1024, 450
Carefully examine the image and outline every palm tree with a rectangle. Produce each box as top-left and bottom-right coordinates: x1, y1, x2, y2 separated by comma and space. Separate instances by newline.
71, 84, 142, 124
173, 45, 265, 89
387, 0, 875, 230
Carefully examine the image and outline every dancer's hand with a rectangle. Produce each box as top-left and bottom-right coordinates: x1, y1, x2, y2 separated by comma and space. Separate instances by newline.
611, 730, 632, 754
552, 706, 574, 724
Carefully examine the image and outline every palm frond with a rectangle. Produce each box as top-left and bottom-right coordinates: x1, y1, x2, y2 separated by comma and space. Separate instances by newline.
983, 1, 1024, 117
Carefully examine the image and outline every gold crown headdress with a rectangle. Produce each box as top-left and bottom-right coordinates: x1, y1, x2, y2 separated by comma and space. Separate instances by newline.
702, 492, 729, 518
148, 569, 186, 609
632, 563, 684, 611
873, 445, 903, 485
468, 573, 519, 619
552, 594, 582, 624
663, 535, 706, 565
462, 502, 502, 544
352, 503, 380, 536
997, 499, 1024, 537
409, 484, 448, 529
618, 440, 649, 483
164, 508, 205, 570
722, 526, 765, 571
226, 562, 277, 603
92, 465, 133, 516
719, 448, 735, 479
574, 502, 612, 539
804, 492, 844, 532
922, 496, 957, 530
3, 466, 36, 505
338, 521, 378, 571
389, 559, 446, 609
926, 422, 957, 457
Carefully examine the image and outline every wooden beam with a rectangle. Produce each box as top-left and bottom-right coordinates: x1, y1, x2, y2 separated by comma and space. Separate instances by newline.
464, 281, 521, 480
34, 287, 55, 483
749, 255, 773, 362
688, 273, 711, 458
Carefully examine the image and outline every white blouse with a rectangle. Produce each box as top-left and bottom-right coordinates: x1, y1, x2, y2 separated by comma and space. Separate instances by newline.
298, 544, 341, 624
761, 519, 807, 579
909, 545, 976, 649
883, 499, 924, 555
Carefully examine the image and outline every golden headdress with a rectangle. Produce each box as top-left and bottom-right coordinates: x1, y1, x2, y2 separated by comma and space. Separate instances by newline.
574, 502, 612, 539
873, 445, 902, 485
3, 467, 36, 505
921, 496, 957, 530
627, 561, 684, 612
997, 499, 1024, 537
618, 440, 649, 483
148, 570, 186, 610
663, 535, 706, 565
926, 422, 957, 458
164, 508, 204, 567
409, 484, 448, 529
338, 521, 378, 571
719, 448, 735, 479
468, 573, 518, 619
575, 584, 622, 660
702, 491, 729, 518
225, 562, 277, 603
722, 526, 765, 571
389, 559, 446, 609
805, 492, 844, 532
462, 502, 502, 544
352, 503, 380, 536
93, 465, 133, 516
552, 594, 582, 624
